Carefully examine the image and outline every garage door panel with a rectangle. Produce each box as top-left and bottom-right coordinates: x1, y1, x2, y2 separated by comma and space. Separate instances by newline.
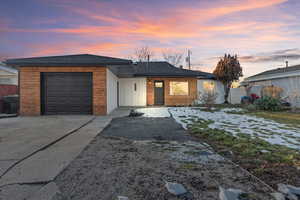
42, 72, 93, 115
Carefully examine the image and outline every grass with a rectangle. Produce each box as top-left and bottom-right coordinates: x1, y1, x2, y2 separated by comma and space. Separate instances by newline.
189, 119, 300, 188
190, 120, 300, 164
180, 163, 200, 170
251, 111, 300, 128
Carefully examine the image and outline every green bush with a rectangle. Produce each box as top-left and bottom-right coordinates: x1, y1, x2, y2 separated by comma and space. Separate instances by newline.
254, 96, 282, 111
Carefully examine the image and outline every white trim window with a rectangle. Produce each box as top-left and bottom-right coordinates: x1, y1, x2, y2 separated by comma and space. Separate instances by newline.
170, 81, 189, 95
203, 81, 215, 92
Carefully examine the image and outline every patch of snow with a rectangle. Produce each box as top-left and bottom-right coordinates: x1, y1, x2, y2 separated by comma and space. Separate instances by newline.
220, 108, 245, 113
135, 107, 170, 118
118, 196, 129, 200
169, 107, 300, 150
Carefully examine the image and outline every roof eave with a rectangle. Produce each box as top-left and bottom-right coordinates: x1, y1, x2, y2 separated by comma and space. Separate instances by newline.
4, 61, 132, 67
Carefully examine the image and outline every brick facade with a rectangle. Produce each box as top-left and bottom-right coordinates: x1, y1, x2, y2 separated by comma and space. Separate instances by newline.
19, 66, 107, 116
0, 85, 18, 113
147, 77, 197, 106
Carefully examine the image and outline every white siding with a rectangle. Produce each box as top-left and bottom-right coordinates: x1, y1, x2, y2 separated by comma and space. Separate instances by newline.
251, 76, 300, 107
119, 78, 147, 106
106, 69, 119, 114
229, 88, 247, 104
0, 70, 18, 85
197, 80, 224, 104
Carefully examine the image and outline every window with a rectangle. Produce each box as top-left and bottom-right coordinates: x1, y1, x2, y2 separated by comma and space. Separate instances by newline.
170, 81, 189, 95
203, 81, 215, 92
155, 82, 163, 88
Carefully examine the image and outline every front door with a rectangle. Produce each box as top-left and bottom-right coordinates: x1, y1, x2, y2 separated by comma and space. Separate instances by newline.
154, 81, 164, 105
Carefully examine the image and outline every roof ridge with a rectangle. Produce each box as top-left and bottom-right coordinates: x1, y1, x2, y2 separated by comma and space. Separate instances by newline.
246, 64, 300, 79
5, 54, 130, 61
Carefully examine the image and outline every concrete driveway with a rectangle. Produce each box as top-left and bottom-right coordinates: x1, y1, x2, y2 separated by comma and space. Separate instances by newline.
0, 116, 93, 174
0, 114, 118, 200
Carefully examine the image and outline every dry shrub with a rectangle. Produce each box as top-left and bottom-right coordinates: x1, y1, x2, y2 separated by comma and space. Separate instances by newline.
199, 90, 218, 110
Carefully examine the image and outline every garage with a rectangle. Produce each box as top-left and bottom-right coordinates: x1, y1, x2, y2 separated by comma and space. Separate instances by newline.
41, 72, 93, 115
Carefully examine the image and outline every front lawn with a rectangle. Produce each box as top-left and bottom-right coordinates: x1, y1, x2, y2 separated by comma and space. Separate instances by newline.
251, 111, 300, 128
169, 107, 300, 189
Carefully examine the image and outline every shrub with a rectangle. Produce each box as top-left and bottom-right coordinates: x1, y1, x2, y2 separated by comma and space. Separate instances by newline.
198, 91, 218, 110
254, 96, 282, 111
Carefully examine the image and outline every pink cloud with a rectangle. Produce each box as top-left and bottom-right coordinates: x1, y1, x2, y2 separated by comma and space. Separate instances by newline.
1, 0, 296, 78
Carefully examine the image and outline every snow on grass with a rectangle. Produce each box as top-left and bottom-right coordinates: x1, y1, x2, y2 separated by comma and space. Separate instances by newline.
169, 107, 300, 150
135, 107, 170, 118
219, 107, 245, 113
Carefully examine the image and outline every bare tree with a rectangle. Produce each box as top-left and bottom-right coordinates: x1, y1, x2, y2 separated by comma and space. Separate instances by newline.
134, 46, 154, 62
162, 49, 183, 67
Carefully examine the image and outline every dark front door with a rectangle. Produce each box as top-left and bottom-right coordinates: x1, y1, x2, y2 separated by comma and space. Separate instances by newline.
154, 81, 164, 105
41, 72, 93, 115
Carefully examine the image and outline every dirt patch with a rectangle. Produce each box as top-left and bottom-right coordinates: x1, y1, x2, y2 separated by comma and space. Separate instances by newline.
55, 117, 274, 200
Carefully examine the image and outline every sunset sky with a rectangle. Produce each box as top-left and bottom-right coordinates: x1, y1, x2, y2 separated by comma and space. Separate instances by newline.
1, 0, 300, 78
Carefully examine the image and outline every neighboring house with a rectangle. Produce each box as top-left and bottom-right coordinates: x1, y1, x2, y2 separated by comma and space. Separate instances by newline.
5, 54, 222, 116
0, 62, 18, 85
0, 62, 18, 113
242, 64, 300, 107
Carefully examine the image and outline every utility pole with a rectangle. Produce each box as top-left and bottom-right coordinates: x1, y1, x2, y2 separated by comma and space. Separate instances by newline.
147, 54, 150, 72
186, 50, 191, 70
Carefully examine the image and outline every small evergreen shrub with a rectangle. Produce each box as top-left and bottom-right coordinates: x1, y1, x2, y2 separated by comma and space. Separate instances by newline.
254, 96, 282, 111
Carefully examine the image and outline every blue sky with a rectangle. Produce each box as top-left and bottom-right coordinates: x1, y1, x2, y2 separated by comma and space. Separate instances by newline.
1, 0, 300, 78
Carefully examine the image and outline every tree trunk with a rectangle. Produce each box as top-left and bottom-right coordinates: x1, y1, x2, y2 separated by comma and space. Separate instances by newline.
224, 84, 230, 104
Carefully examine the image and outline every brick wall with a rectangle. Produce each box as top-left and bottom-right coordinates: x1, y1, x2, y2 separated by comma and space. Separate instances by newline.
147, 77, 197, 106
19, 66, 107, 116
0, 85, 18, 113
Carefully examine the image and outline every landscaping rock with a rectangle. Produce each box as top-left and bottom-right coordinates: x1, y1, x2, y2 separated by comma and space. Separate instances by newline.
165, 181, 187, 196
219, 186, 243, 200
270, 193, 286, 200
117, 196, 129, 200
278, 184, 300, 200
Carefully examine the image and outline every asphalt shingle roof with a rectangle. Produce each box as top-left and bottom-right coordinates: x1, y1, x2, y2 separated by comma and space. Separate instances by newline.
5, 54, 132, 66
247, 64, 300, 79
109, 62, 215, 78
4, 54, 214, 79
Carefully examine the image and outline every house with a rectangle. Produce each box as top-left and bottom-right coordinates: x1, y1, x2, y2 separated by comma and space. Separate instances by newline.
242, 64, 300, 107
0, 62, 18, 113
5, 54, 222, 116
0, 62, 18, 85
